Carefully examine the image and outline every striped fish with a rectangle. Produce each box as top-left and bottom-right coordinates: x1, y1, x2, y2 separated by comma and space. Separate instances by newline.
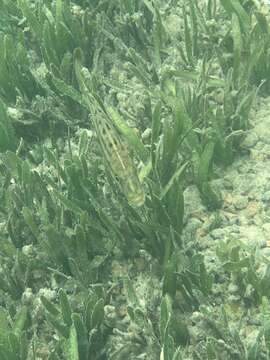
93, 111, 145, 207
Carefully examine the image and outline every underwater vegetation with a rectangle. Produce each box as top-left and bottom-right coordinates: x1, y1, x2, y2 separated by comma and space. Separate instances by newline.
0, 0, 270, 358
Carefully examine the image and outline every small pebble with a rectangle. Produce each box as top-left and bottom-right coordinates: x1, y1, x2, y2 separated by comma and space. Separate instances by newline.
228, 294, 240, 303
242, 132, 259, 148
262, 223, 270, 235
262, 190, 270, 202
223, 179, 234, 190
233, 195, 248, 210
22, 288, 34, 305
210, 228, 226, 240
185, 218, 203, 234
228, 283, 239, 294
261, 247, 270, 257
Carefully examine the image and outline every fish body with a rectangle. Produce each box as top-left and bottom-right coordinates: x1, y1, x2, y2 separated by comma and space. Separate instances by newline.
94, 112, 145, 207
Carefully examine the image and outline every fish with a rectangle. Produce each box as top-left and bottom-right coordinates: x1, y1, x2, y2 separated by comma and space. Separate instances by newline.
93, 110, 145, 207
76, 65, 145, 206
